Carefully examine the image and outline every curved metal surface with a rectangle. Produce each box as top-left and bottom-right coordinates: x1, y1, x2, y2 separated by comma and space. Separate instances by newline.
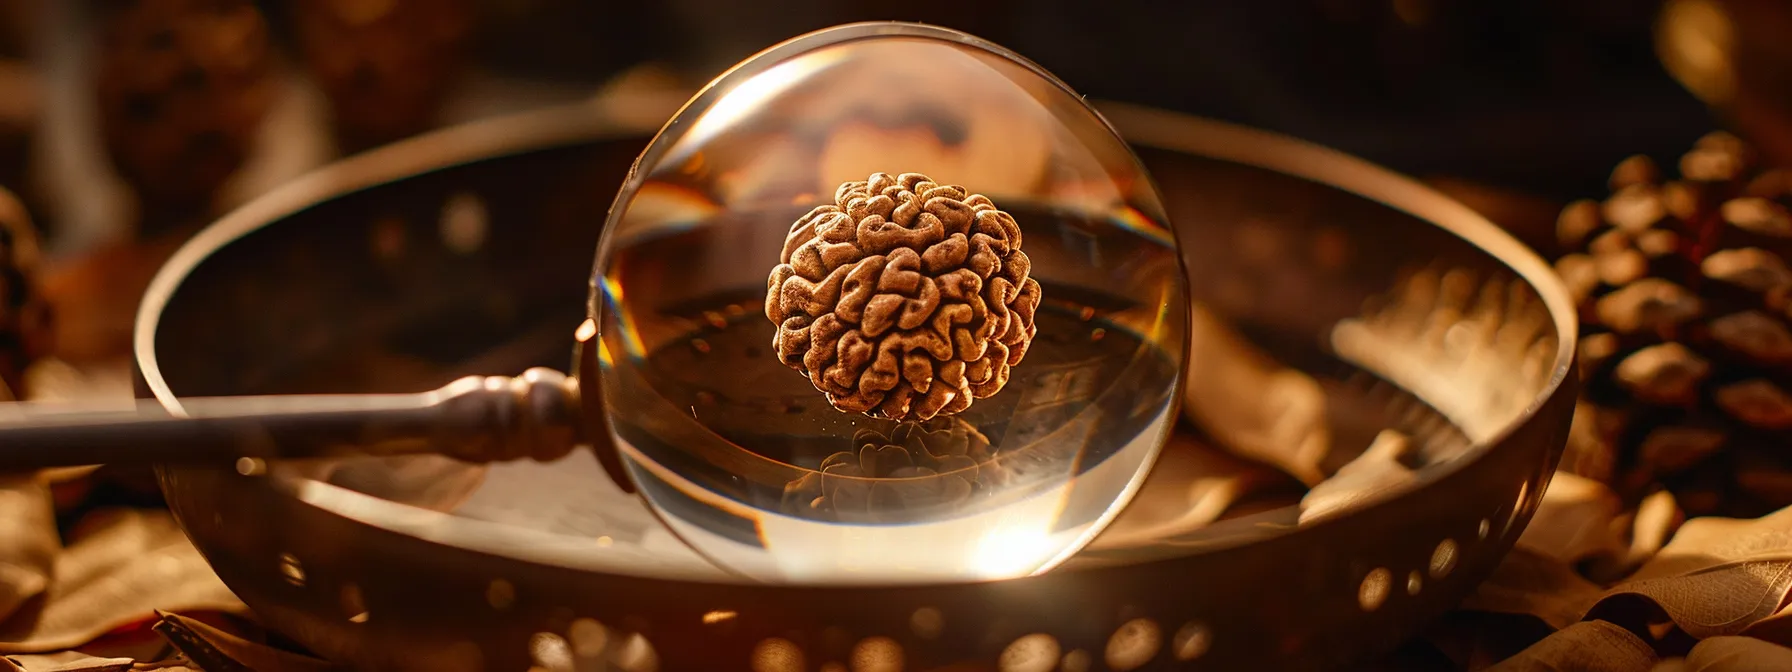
142, 98, 1576, 671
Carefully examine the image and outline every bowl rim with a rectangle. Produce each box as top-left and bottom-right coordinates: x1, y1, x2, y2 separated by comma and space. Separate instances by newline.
134, 93, 1579, 588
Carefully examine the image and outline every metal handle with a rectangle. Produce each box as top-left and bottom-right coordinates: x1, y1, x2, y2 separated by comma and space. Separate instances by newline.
0, 368, 584, 471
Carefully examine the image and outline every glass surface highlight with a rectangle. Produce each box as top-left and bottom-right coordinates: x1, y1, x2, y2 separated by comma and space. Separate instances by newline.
590, 23, 1188, 584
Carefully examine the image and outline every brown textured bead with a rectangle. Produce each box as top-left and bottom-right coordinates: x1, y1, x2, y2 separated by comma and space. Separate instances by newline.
92, 0, 275, 217
765, 172, 1041, 421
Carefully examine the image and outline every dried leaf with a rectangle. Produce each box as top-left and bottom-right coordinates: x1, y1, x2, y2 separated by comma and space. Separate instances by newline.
1086, 431, 1294, 550
1515, 472, 1628, 568
1182, 302, 1331, 485
130, 664, 197, 671
32, 657, 131, 671
1461, 548, 1607, 629
1423, 611, 1558, 671
1681, 636, 1792, 671
0, 510, 244, 653
274, 455, 487, 514
1621, 491, 1685, 576
1737, 591, 1792, 645
1482, 620, 1657, 672
1592, 506, 1792, 639
1300, 430, 1416, 525
152, 612, 331, 672
5, 654, 99, 670
0, 473, 55, 625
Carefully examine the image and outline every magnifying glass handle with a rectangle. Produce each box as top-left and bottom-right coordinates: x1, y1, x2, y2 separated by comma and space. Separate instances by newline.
0, 368, 583, 471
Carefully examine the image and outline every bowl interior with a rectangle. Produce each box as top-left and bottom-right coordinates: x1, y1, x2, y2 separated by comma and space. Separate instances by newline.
137, 101, 1574, 582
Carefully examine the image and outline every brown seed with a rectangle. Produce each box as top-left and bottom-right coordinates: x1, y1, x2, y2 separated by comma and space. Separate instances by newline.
1588, 229, 1634, 256
1609, 154, 1661, 191
1595, 249, 1648, 286
1557, 199, 1604, 249
1722, 198, 1792, 237
1593, 279, 1703, 335
1602, 184, 1668, 232
1682, 131, 1752, 182
1715, 380, 1792, 430
1635, 229, 1680, 258
1663, 181, 1702, 220
1635, 425, 1727, 475
1578, 333, 1621, 377
1701, 248, 1792, 291
1612, 342, 1710, 405
1554, 254, 1600, 304
1709, 311, 1792, 364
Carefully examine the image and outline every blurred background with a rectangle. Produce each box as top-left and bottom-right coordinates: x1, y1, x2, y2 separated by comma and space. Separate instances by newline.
0, 0, 1761, 258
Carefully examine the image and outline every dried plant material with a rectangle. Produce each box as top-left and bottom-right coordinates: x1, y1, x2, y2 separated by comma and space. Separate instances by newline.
1590, 507, 1792, 639
0, 510, 243, 654
1614, 343, 1710, 406
1461, 548, 1607, 630
1503, 478, 1678, 585
1515, 472, 1629, 569
1299, 430, 1415, 525
1632, 491, 1684, 558
1557, 255, 1601, 305
1594, 279, 1703, 336
1551, 131, 1792, 517
765, 172, 1040, 420
1422, 612, 1559, 672
1739, 591, 1792, 645
1678, 636, 1792, 671
274, 454, 486, 514
8, 656, 134, 671
1183, 302, 1329, 485
1482, 620, 1658, 672
1086, 431, 1294, 550
7, 654, 119, 671
0, 476, 56, 623
153, 612, 332, 672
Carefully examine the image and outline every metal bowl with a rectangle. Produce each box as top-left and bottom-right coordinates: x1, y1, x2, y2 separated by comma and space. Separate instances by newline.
137, 98, 1577, 671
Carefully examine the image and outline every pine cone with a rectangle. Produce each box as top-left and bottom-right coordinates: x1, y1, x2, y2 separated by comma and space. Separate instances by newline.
780, 418, 1008, 521
765, 172, 1042, 422
291, 0, 475, 152
0, 187, 51, 401
1554, 130, 1792, 516
92, 0, 275, 223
